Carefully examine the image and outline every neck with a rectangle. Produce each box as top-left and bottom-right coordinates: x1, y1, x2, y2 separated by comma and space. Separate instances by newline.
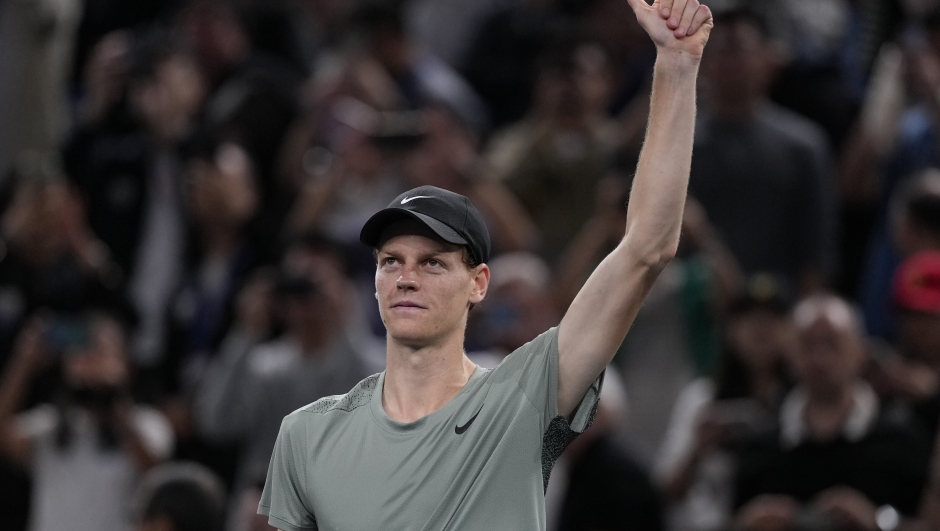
382, 331, 476, 423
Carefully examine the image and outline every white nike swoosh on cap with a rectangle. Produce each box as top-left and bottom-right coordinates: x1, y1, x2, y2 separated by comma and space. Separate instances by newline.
401, 195, 434, 204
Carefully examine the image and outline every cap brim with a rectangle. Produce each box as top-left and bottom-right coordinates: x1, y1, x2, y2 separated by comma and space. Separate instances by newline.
360, 208, 468, 248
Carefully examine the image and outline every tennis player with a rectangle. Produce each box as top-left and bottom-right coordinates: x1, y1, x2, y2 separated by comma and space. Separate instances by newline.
259, 1, 713, 529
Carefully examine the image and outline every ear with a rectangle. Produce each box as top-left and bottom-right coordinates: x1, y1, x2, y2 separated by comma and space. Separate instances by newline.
469, 264, 490, 305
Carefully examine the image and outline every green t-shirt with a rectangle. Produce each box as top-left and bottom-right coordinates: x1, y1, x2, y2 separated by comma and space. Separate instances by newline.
258, 327, 603, 531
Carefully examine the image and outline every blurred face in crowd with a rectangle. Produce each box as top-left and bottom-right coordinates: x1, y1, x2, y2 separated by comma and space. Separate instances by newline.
375, 219, 488, 348
898, 311, 940, 368
727, 307, 794, 371
700, 16, 779, 116
187, 144, 258, 235
130, 53, 206, 145
403, 108, 476, 191
478, 278, 558, 354
533, 43, 613, 128
279, 246, 352, 348
790, 297, 865, 398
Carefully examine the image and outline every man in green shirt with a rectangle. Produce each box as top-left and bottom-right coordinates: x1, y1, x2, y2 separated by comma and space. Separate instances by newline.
259, 1, 713, 529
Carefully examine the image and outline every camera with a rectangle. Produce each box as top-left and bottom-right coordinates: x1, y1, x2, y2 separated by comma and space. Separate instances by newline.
42, 316, 91, 353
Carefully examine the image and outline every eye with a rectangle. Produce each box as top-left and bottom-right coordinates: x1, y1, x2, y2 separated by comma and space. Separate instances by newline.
381, 257, 397, 266
427, 259, 442, 268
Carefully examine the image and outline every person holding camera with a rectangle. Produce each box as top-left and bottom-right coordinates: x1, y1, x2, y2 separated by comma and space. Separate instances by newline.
194, 234, 383, 502
0, 310, 174, 531
655, 273, 795, 531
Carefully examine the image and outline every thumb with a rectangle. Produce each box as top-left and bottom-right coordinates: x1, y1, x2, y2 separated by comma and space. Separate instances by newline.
626, 0, 652, 14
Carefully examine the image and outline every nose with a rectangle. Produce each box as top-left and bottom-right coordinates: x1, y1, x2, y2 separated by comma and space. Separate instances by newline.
396, 270, 418, 291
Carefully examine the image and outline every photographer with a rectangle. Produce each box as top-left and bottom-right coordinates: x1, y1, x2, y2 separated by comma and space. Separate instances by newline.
194, 233, 382, 502
0, 310, 173, 531
655, 273, 794, 531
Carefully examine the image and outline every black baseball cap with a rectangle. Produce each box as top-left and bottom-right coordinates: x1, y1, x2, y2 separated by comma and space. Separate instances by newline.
360, 186, 491, 264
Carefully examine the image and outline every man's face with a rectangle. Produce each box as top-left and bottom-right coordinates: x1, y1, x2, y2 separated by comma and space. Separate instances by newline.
792, 316, 862, 395
701, 18, 775, 108
375, 222, 488, 347
279, 247, 349, 338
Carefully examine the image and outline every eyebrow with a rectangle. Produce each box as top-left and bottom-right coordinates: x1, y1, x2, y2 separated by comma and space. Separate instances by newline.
377, 247, 459, 262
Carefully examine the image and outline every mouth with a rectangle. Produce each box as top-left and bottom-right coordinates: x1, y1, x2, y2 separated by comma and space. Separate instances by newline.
391, 301, 426, 310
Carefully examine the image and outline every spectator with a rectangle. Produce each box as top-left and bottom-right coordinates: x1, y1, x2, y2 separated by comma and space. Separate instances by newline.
350, 0, 490, 133
562, 0, 656, 117
486, 33, 620, 262
848, 8, 940, 336
135, 462, 225, 531
0, 168, 125, 362
461, 0, 561, 127
689, 6, 838, 292
867, 251, 940, 440
860, 167, 940, 340
655, 273, 795, 531
64, 32, 206, 368
194, 233, 383, 498
279, 98, 408, 250
0, 310, 174, 531
162, 141, 261, 394
178, 0, 302, 260
556, 186, 743, 459
734, 295, 930, 531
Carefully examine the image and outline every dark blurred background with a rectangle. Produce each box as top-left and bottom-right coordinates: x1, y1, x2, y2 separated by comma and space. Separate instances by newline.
1, 0, 940, 530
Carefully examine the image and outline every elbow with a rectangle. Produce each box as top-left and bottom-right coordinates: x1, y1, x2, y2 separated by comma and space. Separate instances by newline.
629, 241, 677, 275
653, 243, 678, 269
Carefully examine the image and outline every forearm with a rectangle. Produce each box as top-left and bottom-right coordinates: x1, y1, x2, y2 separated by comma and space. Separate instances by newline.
557, 0, 711, 417
625, 52, 700, 263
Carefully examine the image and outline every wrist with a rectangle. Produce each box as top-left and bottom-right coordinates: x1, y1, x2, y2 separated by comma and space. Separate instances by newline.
655, 49, 703, 74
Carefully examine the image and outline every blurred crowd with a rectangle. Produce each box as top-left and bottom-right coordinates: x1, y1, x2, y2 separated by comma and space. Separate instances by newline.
2, 0, 940, 530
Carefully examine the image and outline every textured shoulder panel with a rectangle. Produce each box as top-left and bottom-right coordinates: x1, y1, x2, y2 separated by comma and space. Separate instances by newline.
303, 373, 380, 414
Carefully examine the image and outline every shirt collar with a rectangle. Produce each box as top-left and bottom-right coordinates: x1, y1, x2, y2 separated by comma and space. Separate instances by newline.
779, 381, 879, 449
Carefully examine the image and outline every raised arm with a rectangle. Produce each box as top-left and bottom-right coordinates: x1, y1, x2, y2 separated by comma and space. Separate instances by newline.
557, 0, 712, 417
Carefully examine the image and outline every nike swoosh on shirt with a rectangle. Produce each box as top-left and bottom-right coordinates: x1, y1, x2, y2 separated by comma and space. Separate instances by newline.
455, 404, 484, 435
401, 195, 433, 204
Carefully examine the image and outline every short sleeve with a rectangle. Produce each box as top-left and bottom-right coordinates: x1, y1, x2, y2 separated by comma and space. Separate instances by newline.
653, 378, 715, 483
497, 327, 603, 433
132, 406, 175, 461
258, 414, 318, 531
